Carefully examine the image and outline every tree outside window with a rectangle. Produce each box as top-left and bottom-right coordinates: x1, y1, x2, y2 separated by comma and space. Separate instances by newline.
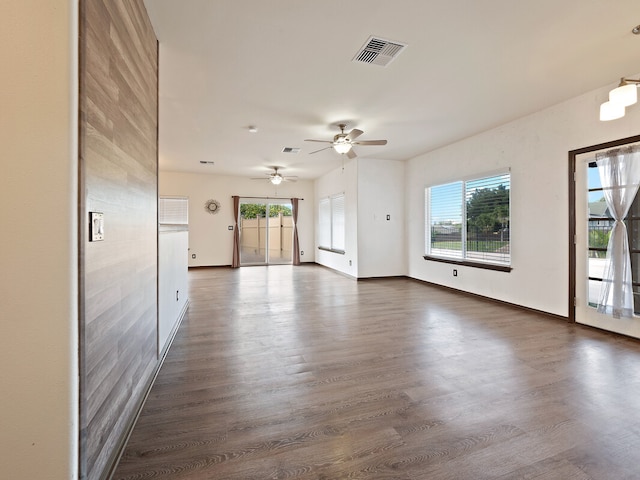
241, 204, 292, 219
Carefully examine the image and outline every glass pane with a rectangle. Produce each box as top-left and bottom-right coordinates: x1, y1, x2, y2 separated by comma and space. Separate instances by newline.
239, 201, 293, 265
631, 250, 640, 315
429, 182, 463, 258
630, 181, 640, 314
239, 203, 267, 264
588, 220, 612, 250
629, 192, 640, 219
634, 285, 640, 315
465, 174, 510, 264
267, 203, 293, 265
588, 254, 606, 281
587, 165, 603, 202
587, 163, 608, 302
588, 278, 602, 307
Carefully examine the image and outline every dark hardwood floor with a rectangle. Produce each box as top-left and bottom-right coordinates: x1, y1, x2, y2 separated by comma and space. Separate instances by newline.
114, 265, 640, 479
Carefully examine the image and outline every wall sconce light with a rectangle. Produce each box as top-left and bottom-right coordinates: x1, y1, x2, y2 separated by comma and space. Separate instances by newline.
600, 77, 640, 121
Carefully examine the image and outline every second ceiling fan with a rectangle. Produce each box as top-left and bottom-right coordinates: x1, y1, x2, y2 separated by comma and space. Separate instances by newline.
251, 167, 298, 185
305, 124, 387, 159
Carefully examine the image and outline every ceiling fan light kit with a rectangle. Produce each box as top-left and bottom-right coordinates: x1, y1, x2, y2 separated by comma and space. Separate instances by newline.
251, 167, 298, 185
305, 123, 387, 158
333, 142, 352, 154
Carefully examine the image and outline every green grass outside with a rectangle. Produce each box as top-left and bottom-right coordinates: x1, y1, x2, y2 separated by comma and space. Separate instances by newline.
431, 241, 509, 253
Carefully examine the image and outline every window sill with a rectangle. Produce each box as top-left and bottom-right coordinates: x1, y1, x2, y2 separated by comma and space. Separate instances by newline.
319, 247, 345, 255
423, 255, 512, 272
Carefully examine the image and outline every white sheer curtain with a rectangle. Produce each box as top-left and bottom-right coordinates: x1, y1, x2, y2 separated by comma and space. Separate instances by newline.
596, 145, 640, 318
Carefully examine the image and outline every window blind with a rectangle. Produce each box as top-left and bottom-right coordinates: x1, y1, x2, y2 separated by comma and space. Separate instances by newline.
319, 197, 331, 248
331, 194, 345, 251
159, 196, 188, 225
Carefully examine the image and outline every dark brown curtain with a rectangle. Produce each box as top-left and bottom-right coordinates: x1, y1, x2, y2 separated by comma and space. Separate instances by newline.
232, 196, 241, 268
292, 197, 300, 265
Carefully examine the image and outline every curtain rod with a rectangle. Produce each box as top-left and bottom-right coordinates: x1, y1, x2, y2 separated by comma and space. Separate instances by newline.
233, 195, 304, 201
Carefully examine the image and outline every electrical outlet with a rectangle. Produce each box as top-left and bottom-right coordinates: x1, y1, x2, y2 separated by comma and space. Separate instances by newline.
349, 260, 352, 266
176, 290, 179, 301
453, 269, 458, 277
386, 214, 390, 221
300, 250, 304, 255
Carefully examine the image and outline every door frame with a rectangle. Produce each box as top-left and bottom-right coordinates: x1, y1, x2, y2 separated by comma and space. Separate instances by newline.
568, 133, 640, 323
238, 198, 294, 266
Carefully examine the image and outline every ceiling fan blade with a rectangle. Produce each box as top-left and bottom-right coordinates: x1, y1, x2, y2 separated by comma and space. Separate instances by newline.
352, 139, 387, 146
250, 177, 269, 180
304, 139, 333, 143
283, 176, 298, 182
345, 129, 364, 142
309, 146, 332, 154
347, 149, 357, 159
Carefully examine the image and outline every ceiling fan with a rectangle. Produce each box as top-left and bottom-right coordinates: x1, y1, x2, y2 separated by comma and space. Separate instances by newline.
305, 123, 387, 159
251, 167, 298, 185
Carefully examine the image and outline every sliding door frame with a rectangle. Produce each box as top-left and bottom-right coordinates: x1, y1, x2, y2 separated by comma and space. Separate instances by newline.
238, 198, 294, 266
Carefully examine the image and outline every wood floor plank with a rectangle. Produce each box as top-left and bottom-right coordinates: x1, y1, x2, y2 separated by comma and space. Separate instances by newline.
114, 266, 640, 479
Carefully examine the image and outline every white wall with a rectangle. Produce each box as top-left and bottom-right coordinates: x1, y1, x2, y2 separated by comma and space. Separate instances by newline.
159, 230, 189, 350
406, 78, 640, 317
0, 1, 79, 479
315, 159, 359, 276
315, 157, 406, 279
160, 172, 315, 266
357, 158, 406, 278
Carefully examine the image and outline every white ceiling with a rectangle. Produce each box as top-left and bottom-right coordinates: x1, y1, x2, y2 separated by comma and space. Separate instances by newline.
144, 0, 640, 180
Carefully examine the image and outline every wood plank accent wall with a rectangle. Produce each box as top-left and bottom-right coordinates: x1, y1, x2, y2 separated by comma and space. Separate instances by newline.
79, 1, 158, 479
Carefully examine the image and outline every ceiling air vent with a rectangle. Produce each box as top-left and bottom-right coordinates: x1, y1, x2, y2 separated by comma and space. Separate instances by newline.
282, 147, 301, 153
352, 36, 407, 67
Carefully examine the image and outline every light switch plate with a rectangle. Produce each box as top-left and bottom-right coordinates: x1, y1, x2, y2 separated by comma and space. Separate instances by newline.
90, 212, 104, 241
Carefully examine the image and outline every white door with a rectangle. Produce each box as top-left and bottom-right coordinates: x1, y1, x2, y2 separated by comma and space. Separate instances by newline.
574, 142, 640, 338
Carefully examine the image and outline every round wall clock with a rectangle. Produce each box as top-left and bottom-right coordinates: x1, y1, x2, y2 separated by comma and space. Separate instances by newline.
205, 199, 221, 214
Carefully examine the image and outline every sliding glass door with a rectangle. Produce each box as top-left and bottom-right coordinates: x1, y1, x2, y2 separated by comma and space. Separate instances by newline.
239, 199, 293, 265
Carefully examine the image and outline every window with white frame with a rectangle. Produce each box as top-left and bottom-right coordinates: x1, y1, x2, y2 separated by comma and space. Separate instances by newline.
319, 193, 345, 253
425, 172, 511, 268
